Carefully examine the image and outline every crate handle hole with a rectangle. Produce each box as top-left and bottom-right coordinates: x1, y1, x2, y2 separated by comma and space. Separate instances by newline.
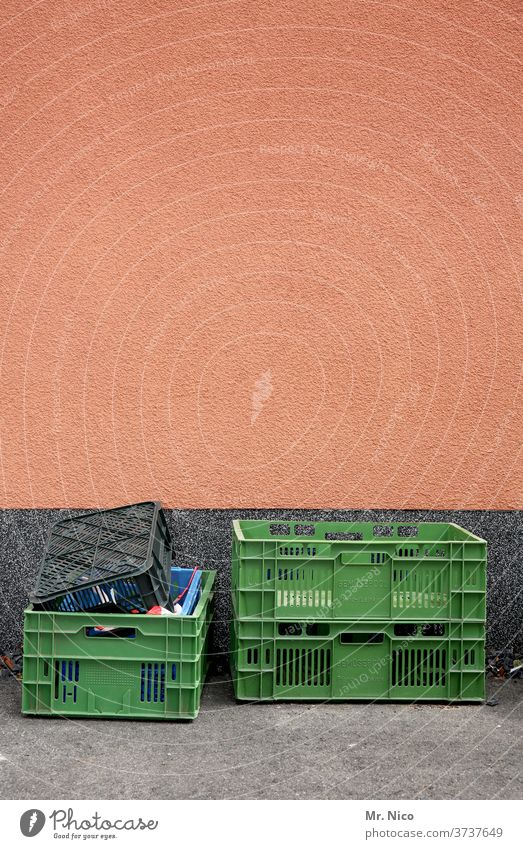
278, 623, 303, 636
393, 624, 418, 636
397, 525, 419, 537
306, 623, 330, 636
85, 627, 136, 639
373, 525, 394, 537
294, 524, 315, 536
421, 624, 445, 637
270, 523, 290, 536
340, 632, 384, 644
325, 531, 363, 541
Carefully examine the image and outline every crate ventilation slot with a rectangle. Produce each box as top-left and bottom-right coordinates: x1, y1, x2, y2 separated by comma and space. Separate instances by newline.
54, 659, 80, 703
425, 547, 447, 558
278, 546, 317, 557
140, 662, 165, 702
276, 585, 332, 610
275, 647, 331, 688
246, 648, 259, 665
392, 570, 448, 609
392, 648, 446, 688
370, 552, 386, 564
277, 568, 310, 580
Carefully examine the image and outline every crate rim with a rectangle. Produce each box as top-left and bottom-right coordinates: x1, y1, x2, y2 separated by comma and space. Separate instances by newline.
232, 518, 486, 544
25, 569, 216, 621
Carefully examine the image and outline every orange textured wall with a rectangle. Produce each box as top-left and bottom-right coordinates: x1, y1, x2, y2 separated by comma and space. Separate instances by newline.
0, 0, 521, 509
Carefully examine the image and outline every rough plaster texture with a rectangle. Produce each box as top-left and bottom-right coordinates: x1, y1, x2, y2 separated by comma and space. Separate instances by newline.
0, 2, 521, 510
0, 508, 521, 656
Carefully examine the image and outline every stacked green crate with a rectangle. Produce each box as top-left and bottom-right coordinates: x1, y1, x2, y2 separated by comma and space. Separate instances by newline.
231, 521, 486, 702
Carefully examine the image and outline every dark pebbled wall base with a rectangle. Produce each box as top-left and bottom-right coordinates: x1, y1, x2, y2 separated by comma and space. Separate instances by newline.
0, 509, 521, 658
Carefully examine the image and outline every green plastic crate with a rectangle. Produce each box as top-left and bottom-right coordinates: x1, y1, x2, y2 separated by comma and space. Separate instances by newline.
231, 611, 485, 702
22, 571, 216, 721
232, 520, 486, 622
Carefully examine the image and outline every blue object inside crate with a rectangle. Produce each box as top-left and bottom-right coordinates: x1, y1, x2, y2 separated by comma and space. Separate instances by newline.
58, 577, 144, 612
84, 567, 203, 635
59, 567, 201, 615
172, 567, 202, 615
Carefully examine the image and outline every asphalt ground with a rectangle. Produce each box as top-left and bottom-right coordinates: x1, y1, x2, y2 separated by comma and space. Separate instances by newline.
0, 673, 521, 800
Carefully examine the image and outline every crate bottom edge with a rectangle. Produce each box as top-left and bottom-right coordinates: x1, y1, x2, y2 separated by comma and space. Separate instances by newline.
22, 709, 200, 721
233, 696, 484, 704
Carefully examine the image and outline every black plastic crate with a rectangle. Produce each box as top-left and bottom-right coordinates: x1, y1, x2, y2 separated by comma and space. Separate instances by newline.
30, 502, 173, 613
